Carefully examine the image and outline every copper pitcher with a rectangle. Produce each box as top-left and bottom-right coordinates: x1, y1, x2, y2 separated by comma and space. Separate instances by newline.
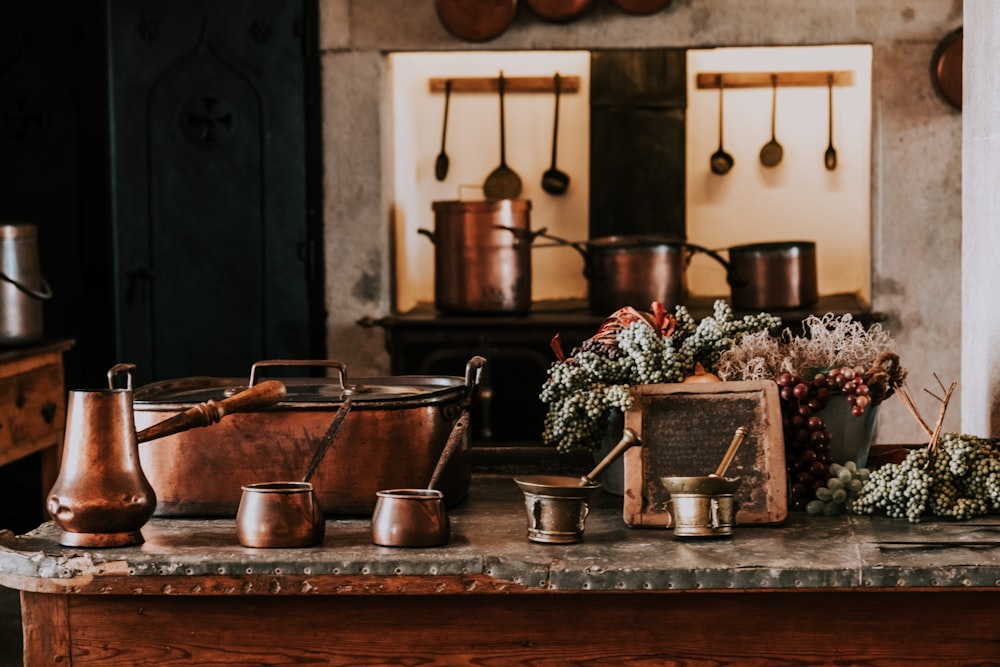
46, 363, 154, 547
47, 363, 287, 547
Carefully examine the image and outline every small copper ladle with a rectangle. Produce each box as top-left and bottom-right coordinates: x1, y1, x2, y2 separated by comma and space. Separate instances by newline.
371, 410, 471, 548
236, 396, 353, 548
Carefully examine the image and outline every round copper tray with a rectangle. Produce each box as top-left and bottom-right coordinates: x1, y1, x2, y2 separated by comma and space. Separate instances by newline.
435, 0, 518, 42
611, 0, 673, 15
931, 26, 962, 111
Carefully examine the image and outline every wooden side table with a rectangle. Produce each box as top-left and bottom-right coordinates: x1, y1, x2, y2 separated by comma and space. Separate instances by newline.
0, 339, 74, 500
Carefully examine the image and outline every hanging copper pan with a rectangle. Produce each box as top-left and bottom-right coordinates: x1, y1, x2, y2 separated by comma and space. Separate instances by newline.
611, 0, 673, 15
435, 0, 518, 42
525, 0, 590, 23
930, 26, 962, 111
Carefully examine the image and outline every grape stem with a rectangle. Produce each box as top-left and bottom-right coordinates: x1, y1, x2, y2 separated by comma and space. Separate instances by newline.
893, 379, 935, 438
925, 375, 957, 457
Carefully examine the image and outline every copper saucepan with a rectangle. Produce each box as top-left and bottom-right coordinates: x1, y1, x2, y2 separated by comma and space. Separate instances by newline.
236, 396, 353, 548
371, 409, 473, 548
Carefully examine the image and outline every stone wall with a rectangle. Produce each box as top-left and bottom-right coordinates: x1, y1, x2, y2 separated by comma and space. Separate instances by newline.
318, 0, 964, 444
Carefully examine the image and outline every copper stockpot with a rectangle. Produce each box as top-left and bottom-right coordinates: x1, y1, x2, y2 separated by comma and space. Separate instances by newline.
421, 199, 535, 314
727, 241, 818, 310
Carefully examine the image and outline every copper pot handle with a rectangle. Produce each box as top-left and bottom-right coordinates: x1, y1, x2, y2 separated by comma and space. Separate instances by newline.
249, 359, 348, 390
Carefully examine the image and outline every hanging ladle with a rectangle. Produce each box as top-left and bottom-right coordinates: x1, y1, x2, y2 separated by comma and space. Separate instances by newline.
483, 71, 523, 200
759, 74, 784, 168
541, 73, 570, 195
710, 75, 734, 175
434, 79, 452, 181
824, 74, 838, 171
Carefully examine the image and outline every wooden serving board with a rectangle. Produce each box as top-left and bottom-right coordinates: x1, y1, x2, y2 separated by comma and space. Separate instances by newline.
622, 381, 787, 527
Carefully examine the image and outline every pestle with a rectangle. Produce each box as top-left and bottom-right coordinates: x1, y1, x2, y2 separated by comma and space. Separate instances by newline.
713, 426, 748, 478
581, 428, 640, 485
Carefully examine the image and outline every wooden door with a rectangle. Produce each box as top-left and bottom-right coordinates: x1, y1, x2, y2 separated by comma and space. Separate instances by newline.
107, 0, 323, 384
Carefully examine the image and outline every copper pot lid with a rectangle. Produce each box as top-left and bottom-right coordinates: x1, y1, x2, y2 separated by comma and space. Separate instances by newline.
931, 26, 962, 111
133, 374, 467, 409
435, 0, 518, 43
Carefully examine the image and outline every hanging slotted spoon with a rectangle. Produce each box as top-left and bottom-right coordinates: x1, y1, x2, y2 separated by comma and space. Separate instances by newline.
483, 71, 522, 200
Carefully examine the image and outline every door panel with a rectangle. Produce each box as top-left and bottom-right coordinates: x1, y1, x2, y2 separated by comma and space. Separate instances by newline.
108, 0, 320, 383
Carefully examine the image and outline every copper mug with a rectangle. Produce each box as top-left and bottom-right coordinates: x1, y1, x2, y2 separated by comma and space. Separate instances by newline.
236, 482, 325, 548
371, 489, 450, 547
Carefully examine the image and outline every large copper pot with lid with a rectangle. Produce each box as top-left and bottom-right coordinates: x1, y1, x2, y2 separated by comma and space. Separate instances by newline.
133, 357, 485, 516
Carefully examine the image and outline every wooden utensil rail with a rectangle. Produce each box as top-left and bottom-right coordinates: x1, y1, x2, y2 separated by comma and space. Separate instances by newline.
696, 70, 854, 89
429, 74, 580, 94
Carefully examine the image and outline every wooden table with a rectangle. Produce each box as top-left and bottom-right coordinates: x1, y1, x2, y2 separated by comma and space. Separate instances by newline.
0, 339, 73, 499
2, 476, 1000, 665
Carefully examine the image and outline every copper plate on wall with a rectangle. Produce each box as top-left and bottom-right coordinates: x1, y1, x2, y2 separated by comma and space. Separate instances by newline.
435, 0, 518, 42
931, 26, 962, 111
611, 0, 673, 15
526, 0, 591, 22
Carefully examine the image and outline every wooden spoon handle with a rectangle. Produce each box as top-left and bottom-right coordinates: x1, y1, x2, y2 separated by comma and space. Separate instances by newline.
137, 380, 287, 444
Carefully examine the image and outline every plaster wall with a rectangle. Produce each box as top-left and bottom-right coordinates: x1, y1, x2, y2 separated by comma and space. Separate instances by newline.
318, 0, 964, 445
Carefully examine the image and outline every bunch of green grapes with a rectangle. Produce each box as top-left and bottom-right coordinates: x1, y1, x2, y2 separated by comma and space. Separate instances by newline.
540, 301, 781, 453
805, 461, 869, 516
850, 433, 1000, 522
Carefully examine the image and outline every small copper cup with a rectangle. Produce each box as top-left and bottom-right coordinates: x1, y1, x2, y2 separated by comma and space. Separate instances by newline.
236, 482, 325, 548
371, 489, 450, 547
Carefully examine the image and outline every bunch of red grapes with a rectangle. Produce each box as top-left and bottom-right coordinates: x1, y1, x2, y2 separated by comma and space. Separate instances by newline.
777, 366, 873, 510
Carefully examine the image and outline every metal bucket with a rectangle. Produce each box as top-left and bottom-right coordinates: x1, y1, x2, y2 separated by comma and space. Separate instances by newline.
0, 223, 52, 345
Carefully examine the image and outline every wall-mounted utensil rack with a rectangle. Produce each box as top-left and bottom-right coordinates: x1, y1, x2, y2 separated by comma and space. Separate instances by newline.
695, 71, 854, 89
429, 75, 580, 94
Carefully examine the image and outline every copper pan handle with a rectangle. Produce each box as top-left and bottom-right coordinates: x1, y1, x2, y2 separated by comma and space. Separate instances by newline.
136, 380, 287, 444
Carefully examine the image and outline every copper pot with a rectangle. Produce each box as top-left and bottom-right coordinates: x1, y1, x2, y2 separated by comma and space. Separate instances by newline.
727, 241, 818, 310
236, 482, 325, 548
371, 489, 450, 548
421, 199, 536, 314
539, 233, 736, 314
134, 357, 486, 516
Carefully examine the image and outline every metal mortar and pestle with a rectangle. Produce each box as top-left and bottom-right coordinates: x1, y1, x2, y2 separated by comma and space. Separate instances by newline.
514, 429, 639, 544
660, 425, 748, 538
